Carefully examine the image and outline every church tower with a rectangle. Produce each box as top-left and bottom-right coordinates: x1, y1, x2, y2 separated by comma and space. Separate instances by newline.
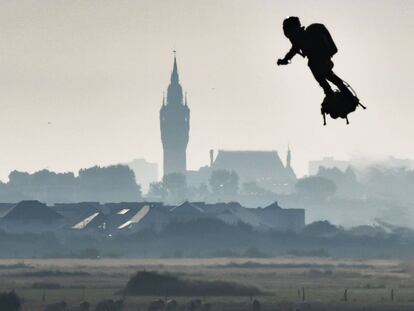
160, 54, 190, 176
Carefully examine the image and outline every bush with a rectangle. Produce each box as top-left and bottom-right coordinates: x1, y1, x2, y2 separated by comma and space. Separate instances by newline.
124, 271, 263, 296
0, 291, 21, 311
302, 221, 340, 237
295, 176, 336, 200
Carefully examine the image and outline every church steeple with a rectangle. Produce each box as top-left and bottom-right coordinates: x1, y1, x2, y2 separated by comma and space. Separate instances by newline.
171, 52, 179, 85
166, 52, 184, 106
286, 145, 292, 168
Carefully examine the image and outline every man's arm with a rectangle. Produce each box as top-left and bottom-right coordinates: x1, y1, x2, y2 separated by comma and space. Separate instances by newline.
277, 46, 300, 65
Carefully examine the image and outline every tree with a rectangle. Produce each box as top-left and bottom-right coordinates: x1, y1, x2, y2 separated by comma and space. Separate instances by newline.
148, 182, 167, 200
0, 291, 21, 311
302, 221, 340, 237
197, 182, 210, 198
209, 170, 239, 195
317, 166, 361, 199
241, 182, 272, 196
77, 165, 142, 202
295, 176, 336, 200
5, 165, 142, 204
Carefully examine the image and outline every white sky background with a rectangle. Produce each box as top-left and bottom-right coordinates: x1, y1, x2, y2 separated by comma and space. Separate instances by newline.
0, 0, 412, 180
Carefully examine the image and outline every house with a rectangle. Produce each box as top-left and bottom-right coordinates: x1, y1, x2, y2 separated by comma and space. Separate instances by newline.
251, 201, 305, 231
0, 200, 64, 233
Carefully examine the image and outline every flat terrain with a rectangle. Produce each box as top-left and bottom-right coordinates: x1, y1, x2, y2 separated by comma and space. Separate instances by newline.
1, 257, 414, 310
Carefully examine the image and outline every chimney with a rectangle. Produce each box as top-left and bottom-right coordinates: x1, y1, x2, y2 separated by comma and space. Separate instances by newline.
209, 149, 214, 167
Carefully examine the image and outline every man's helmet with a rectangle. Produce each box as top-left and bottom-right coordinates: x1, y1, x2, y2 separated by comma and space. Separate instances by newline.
283, 16, 301, 37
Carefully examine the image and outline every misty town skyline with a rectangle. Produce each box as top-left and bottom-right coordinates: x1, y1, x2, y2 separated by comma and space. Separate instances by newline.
1, 51, 414, 191
0, 54, 413, 183
0, 53, 413, 185
0, 1, 412, 180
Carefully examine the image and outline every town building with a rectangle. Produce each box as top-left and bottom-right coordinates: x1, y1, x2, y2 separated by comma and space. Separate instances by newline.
187, 148, 297, 193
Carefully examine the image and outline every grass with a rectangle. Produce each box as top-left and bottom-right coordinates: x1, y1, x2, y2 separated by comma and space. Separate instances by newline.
0, 262, 32, 269
211, 261, 374, 269
0, 257, 413, 310
12, 270, 90, 277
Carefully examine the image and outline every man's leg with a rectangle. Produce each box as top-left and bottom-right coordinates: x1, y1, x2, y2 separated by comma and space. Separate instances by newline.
309, 65, 333, 96
308, 61, 334, 95
325, 60, 354, 97
326, 71, 351, 95
327, 70, 362, 107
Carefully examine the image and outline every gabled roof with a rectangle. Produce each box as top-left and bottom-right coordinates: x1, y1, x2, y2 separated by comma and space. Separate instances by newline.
226, 203, 261, 227
191, 202, 262, 228
71, 212, 106, 230
263, 201, 282, 210
169, 201, 204, 213
118, 205, 151, 229
0, 203, 15, 218
72, 212, 102, 229
4, 200, 63, 221
194, 202, 228, 214
285, 165, 297, 180
54, 202, 100, 216
212, 150, 288, 180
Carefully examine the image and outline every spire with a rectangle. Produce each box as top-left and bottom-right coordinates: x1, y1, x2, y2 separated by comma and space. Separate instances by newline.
165, 51, 184, 106
171, 50, 179, 84
162, 92, 166, 106
185, 92, 188, 106
286, 145, 291, 168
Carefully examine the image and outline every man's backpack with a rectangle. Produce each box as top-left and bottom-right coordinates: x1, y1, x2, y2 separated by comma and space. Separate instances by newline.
306, 23, 338, 59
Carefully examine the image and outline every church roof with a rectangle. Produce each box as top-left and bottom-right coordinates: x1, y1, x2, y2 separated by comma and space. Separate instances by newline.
212, 150, 289, 181
285, 165, 297, 180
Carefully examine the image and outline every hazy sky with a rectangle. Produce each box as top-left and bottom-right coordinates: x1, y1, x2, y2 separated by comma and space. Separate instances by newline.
0, 0, 412, 180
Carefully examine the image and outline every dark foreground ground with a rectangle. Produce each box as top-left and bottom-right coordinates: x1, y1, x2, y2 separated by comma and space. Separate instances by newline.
1, 257, 414, 311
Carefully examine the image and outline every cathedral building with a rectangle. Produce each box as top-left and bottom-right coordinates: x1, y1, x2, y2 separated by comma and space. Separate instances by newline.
187, 149, 297, 194
160, 55, 190, 176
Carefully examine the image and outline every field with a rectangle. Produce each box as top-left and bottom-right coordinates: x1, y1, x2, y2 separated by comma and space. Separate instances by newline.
1, 257, 414, 310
